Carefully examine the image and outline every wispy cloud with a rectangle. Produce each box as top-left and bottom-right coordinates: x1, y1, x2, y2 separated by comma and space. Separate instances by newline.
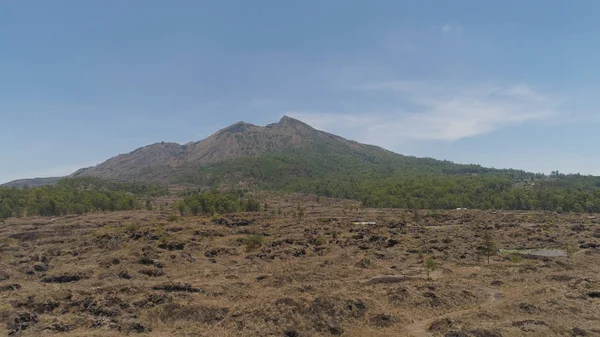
288, 81, 556, 146
433, 23, 463, 35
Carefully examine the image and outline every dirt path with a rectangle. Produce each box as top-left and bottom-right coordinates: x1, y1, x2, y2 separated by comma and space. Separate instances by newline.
403, 288, 503, 337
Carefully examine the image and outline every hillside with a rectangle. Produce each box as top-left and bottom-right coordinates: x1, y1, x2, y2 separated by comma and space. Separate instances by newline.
72, 116, 391, 181
0, 177, 62, 188
4, 116, 600, 213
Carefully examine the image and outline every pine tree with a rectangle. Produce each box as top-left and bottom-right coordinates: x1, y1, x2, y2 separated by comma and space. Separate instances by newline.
479, 230, 497, 264
424, 256, 436, 280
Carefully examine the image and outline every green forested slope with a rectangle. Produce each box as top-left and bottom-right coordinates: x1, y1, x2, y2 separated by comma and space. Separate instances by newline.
0, 177, 167, 219
3, 116, 599, 216
170, 149, 600, 212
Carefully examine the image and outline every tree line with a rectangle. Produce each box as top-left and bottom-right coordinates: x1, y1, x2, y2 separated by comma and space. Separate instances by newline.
0, 177, 168, 219
170, 150, 600, 213
174, 190, 261, 216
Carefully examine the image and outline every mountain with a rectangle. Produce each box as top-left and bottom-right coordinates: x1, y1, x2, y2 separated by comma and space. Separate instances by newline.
0, 177, 63, 188
4, 116, 600, 212
72, 116, 396, 182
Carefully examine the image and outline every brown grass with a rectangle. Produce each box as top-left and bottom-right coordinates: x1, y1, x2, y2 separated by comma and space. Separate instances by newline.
1, 195, 600, 336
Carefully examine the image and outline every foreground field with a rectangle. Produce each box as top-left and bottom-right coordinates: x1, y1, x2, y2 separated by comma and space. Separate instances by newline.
1, 197, 599, 336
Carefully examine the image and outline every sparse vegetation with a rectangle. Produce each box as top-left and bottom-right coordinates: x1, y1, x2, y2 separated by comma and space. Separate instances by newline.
424, 256, 436, 280
479, 230, 497, 264
563, 241, 576, 260
1, 195, 600, 336
509, 253, 522, 263
124, 221, 140, 233
242, 234, 265, 250
296, 202, 305, 220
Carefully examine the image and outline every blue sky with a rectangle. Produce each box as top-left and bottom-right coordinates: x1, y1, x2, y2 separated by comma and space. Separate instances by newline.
1, 1, 600, 184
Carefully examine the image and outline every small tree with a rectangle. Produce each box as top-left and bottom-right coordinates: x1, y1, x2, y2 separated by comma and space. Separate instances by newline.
145, 199, 153, 211
414, 209, 421, 224
563, 241, 576, 260
176, 201, 186, 217
479, 230, 497, 264
296, 203, 305, 220
424, 256, 436, 280
243, 234, 265, 251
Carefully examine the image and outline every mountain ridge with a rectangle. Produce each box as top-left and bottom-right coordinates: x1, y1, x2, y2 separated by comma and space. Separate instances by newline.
6, 116, 600, 213
4, 115, 394, 187
69, 115, 394, 182
0, 116, 547, 189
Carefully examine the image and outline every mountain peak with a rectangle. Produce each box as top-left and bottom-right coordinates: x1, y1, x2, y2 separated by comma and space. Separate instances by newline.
278, 115, 305, 125
221, 121, 254, 134
272, 115, 315, 134
71, 115, 366, 181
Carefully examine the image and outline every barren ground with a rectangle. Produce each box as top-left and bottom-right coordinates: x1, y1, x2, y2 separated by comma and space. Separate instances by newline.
1, 195, 599, 336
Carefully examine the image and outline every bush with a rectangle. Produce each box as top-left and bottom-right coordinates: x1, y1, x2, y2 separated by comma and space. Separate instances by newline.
424, 256, 436, 280
124, 221, 140, 233
167, 214, 178, 222
509, 254, 522, 263
243, 235, 265, 250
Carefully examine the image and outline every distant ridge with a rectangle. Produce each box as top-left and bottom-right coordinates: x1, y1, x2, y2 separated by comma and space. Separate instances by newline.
1, 177, 63, 188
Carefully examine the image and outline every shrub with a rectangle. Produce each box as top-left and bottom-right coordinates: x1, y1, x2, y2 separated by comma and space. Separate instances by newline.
243, 235, 265, 250
509, 254, 522, 263
424, 256, 436, 280
563, 241, 576, 260
124, 221, 140, 233
167, 214, 178, 222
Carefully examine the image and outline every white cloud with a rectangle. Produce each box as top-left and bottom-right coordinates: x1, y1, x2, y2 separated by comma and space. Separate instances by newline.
438, 24, 463, 34
288, 81, 556, 145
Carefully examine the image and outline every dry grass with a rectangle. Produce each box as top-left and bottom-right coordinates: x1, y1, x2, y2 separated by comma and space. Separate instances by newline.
1, 196, 600, 336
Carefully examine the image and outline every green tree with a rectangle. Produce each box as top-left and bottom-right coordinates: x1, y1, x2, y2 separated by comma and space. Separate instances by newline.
563, 241, 576, 260
0, 201, 12, 219
188, 200, 201, 216
296, 202, 305, 220
176, 201, 187, 216
478, 231, 497, 264
424, 256, 436, 280
414, 209, 421, 225
585, 201, 595, 213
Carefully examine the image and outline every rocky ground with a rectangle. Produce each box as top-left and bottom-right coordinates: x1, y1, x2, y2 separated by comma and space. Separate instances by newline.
1, 196, 600, 336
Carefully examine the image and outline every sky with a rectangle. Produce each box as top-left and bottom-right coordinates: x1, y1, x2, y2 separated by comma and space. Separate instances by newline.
1, 0, 600, 184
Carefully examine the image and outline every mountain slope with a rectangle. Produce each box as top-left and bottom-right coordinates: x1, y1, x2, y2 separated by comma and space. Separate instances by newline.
0, 177, 63, 188
4, 116, 600, 212
73, 116, 395, 182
